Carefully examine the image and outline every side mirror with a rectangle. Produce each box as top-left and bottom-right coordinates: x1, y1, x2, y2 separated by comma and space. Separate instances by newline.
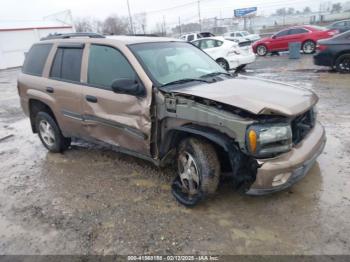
111, 78, 145, 97
272, 35, 276, 39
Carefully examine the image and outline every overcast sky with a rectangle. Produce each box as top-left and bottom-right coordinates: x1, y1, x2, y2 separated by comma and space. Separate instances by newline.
0, 0, 349, 30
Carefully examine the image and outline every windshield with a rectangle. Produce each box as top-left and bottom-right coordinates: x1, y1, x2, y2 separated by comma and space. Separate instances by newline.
241, 31, 249, 36
129, 42, 226, 86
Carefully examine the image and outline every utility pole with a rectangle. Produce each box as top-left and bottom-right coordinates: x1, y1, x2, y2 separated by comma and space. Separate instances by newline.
163, 15, 166, 36
197, 0, 202, 31
178, 16, 182, 36
126, 0, 134, 34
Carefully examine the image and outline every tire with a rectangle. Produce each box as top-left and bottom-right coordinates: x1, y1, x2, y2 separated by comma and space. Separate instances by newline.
35, 112, 71, 153
256, 45, 267, 56
171, 137, 221, 207
216, 58, 229, 71
335, 54, 350, 73
302, 40, 316, 54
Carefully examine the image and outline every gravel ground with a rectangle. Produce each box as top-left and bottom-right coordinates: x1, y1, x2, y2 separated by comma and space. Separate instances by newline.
0, 55, 349, 255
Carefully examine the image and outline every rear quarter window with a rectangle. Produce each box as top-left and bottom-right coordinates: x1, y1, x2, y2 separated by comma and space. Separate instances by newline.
22, 44, 52, 76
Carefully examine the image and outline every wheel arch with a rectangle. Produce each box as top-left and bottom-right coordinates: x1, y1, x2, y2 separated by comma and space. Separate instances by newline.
333, 50, 350, 67
28, 99, 57, 133
301, 39, 316, 48
160, 124, 241, 174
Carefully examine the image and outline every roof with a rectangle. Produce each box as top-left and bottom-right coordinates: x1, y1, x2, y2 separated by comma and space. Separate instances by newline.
106, 35, 182, 44
39, 35, 183, 45
0, 20, 72, 32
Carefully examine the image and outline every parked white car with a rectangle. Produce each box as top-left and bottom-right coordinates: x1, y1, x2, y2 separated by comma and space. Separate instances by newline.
191, 37, 256, 70
180, 32, 215, 42
224, 31, 260, 43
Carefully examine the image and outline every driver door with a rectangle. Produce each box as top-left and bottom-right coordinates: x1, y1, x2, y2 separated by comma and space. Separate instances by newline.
81, 43, 151, 156
270, 29, 290, 51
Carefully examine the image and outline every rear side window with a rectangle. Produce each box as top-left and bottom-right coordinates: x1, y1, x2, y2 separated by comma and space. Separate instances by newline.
87, 45, 136, 89
50, 46, 83, 82
22, 44, 52, 76
187, 35, 194, 41
289, 28, 308, 35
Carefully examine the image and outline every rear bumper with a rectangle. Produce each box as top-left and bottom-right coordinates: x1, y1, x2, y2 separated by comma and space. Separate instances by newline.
246, 122, 326, 195
228, 53, 256, 69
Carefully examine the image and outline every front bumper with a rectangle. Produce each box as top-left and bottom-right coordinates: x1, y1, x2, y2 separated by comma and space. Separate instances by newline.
246, 122, 326, 195
313, 51, 332, 67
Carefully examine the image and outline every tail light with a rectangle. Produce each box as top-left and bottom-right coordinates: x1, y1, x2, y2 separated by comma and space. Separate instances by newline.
328, 30, 339, 36
316, 44, 328, 51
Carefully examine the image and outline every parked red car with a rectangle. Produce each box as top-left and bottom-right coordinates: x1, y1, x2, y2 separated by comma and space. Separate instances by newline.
253, 25, 339, 56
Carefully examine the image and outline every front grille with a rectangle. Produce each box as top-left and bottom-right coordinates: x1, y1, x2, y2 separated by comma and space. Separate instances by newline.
291, 108, 316, 145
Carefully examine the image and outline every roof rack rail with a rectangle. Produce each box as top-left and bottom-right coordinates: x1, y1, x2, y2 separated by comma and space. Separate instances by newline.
41, 32, 105, 41
124, 34, 160, 37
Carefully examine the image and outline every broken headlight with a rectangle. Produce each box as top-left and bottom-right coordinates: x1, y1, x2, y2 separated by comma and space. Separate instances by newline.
246, 123, 292, 158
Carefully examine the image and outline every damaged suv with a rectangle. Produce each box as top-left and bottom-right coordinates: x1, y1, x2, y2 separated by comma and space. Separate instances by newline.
18, 33, 326, 206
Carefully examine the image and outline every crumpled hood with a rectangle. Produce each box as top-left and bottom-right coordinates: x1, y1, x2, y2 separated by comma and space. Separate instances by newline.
167, 75, 318, 117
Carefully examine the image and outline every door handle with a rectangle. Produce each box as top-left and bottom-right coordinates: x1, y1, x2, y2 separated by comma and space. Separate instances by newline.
46, 87, 54, 93
85, 95, 98, 103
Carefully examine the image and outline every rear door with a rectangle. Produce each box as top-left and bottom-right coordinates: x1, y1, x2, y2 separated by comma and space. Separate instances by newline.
45, 43, 84, 137
81, 44, 151, 156
199, 39, 222, 59
286, 28, 309, 43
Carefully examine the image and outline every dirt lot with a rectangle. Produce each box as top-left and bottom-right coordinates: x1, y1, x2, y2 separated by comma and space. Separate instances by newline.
0, 55, 349, 255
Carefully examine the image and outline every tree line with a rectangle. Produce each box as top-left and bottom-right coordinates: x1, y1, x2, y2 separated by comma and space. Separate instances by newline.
75, 13, 147, 35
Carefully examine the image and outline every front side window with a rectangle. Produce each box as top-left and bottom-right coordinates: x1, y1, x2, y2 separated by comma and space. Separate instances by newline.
50, 46, 83, 82
129, 42, 226, 86
87, 45, 136, 89
275, 30, 289, 38
22, 44, 52, 76
192, 41, 200, 47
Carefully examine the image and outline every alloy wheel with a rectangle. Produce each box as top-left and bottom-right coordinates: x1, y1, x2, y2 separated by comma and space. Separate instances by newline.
39, 120, 55, 147
257, 45, 267, 56
338, 57, 350, 73
177, 151, 200, 195
303, 41, 315, 54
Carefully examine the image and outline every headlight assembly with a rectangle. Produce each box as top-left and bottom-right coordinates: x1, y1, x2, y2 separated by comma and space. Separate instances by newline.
246, 123, 292, 158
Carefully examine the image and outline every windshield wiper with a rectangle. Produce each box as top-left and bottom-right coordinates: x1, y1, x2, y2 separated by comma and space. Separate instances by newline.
200, 72, 232, 78
161, 78, 210, 87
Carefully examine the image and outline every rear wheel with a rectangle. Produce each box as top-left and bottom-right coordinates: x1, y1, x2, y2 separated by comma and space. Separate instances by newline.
216, 58, 229, 71
302, 40, 316, 54
335, 54, 350, 73
171, 138, 220, 207
256, 45, 267, 56
35, 112, 71, 153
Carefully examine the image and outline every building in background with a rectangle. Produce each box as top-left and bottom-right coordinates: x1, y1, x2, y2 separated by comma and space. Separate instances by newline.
0, 10, 75, 70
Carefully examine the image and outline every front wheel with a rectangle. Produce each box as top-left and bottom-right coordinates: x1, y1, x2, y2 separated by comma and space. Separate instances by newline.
35, 112, 71, 153
171, 138, 221, 207
335, 54, 350, 73
256, 45, 267, 56
302, 40, 316, 54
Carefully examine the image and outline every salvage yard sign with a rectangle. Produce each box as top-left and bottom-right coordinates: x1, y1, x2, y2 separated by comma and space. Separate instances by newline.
234, 7, 257, 17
